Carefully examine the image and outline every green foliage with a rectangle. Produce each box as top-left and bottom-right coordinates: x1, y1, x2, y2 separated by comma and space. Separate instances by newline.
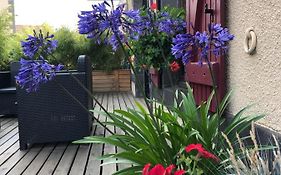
130, 32, 171, 69
129, 7, 185, 69
0, 9, 11, 70
81, 38, 125, 72
52, 27, 82, 69
74, 85, 264, 174
0, 23, 125, 71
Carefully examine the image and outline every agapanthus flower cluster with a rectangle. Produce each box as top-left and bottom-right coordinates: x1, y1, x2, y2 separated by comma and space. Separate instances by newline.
16, 58, 63, 93
78, 1, 141, 50
157, 12, 186, 36
16, 31, 63, 93
142, 163, 185, 175
21, 30, 58, 59
185, 143, 220, 162
78, 1, 186, 51
172, 23, 234, 65
136, 9, 186, 37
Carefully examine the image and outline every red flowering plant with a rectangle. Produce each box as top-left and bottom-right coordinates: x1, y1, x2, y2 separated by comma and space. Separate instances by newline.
142, 164, 185, 175
182, 144, 219, 175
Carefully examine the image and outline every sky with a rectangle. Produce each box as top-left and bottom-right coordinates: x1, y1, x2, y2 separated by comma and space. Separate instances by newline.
14, 0, 121, 30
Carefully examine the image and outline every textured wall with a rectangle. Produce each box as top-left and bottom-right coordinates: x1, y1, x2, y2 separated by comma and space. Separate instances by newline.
226, 0, 281, 131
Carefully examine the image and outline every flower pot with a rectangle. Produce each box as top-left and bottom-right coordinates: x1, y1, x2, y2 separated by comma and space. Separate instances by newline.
131, 69, 150, 98
149, 68, 161, 88
149, 67, 180, 89
161, 67, 180, 88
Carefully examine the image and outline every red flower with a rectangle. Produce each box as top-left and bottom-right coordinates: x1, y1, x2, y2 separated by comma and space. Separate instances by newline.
185, 144, 220, 162
149, 164, 165, 175
174, 170, 186, 175
143, 163, 151, 175
165, 164, 175, 174
142, 164, 185, 175
151, 2, 157, 10
169, 61, 180, 72
185, 144, 205, 153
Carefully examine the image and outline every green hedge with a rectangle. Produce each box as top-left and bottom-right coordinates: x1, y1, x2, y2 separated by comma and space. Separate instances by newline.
0, 19, 125, 71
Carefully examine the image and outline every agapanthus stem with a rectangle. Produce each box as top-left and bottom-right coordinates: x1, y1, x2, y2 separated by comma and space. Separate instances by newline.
206, 58, 220, 117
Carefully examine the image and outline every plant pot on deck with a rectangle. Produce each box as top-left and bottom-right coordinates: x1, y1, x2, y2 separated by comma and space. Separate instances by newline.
131, 69, 150, 98
149, 67, 180, 101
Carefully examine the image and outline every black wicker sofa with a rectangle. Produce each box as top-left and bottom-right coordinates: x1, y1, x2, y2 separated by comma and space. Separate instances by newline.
17, 55, 93, 150
0, 62, 20, 116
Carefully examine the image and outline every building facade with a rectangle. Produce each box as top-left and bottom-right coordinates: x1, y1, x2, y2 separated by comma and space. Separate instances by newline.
0, 0, 15, 32
226, 0, 281, 132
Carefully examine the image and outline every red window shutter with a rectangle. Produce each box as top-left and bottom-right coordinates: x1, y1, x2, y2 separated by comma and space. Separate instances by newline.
185, 0, 225, 112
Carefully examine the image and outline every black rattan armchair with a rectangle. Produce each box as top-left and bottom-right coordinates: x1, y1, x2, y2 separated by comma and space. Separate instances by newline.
17, 55, 93, 150
0, 62, 20, 116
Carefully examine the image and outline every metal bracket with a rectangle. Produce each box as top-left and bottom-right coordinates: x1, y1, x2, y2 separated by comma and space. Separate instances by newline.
204, 4, 214, 15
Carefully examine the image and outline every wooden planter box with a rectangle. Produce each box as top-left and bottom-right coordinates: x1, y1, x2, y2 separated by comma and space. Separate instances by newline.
92, 69, 131, 92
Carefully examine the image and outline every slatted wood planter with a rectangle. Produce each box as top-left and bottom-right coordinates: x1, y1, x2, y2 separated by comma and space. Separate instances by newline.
92, 69, 131, 92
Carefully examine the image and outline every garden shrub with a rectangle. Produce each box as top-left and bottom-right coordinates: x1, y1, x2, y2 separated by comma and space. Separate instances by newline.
1, 22, 125, 72
0, 9, 11, 70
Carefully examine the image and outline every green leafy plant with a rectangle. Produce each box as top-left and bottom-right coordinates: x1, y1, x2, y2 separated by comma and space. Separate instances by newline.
82, 39, 125, 72
129, 7, 185, 70
75, 85, 263, 174
51, 27, 81, 69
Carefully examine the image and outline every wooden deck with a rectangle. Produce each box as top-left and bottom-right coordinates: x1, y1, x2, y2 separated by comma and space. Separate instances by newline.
0, 92, 144, 175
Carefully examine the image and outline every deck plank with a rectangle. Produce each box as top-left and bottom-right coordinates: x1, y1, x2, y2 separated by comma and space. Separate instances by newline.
7, 145, 43, 175
0, 127, 18, 146
0, 141, 19, 166
69, 94, 100, 175
53, 144, 79, 175
0, 134, 19, 155
85, 93, 106, 175
37, 143, 68, 175
0, 148, 28, 174
22, 144, 56, 175
115, 92, 132, 171
100, 93, 117, 175
0, 121, 18, 139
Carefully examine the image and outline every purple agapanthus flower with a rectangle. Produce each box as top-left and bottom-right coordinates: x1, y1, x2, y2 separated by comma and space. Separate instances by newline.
171, 33, 194, 64
21, 31, 58, 59
16, 58, 63, 93
157, 12, 186, 36
78, 1, 140, 50
172, 23, 234, 65
16, 31, 63, 92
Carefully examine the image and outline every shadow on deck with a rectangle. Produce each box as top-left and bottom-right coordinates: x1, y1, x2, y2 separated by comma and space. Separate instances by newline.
0, 92, 144, 175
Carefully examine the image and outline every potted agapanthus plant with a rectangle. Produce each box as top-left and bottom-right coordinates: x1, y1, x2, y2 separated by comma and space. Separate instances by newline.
16, 1, 264, 174
129, 5, 186, 91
